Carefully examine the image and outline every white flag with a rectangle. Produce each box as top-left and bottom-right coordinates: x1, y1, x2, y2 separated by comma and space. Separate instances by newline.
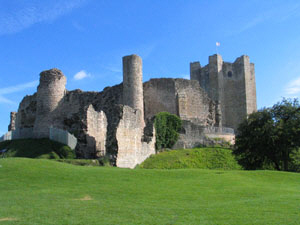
216, 42, 220, 47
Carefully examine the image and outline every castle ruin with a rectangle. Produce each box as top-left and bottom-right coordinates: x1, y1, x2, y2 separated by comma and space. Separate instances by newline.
3, 54, 256, 168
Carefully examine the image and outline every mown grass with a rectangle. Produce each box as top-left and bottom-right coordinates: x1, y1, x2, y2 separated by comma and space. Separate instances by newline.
140, 147, 241, 169
0, 158, 299, 225
0, 139, 74, 159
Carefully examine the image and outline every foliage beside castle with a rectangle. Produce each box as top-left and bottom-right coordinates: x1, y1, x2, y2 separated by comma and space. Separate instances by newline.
3, 54, 256, 168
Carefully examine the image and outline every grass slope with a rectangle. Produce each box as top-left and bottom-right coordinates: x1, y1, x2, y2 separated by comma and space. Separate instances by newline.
140, 147, 241, 169
0, 139, 74, 159
0, 158, 299, 225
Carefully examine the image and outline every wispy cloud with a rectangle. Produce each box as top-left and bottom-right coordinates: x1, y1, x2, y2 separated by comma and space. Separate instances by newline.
0, 80, 38, 104
72, 21, 85, 31
102, 65, 122, 73
0, 96, 15, 104
0, 81, 38, 95
285, 77, 300, 96
73, 70, 91, 80
0, 0, 87, 35
233, 3, 300, 35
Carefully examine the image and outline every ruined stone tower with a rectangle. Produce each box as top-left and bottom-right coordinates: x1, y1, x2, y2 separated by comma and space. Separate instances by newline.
34, 68, 66, 138
190, 54, 256, 130
8, 112, 17, 131
122, 54, 144, 125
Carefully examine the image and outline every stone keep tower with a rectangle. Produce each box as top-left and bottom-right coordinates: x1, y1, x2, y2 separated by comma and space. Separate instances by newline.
190, 54, 257, 130
34, 68, 66, 138
122, 54, 144, 126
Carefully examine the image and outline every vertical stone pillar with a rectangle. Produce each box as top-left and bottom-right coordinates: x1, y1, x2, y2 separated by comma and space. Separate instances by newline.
190, 61, 201, 81
34, 68, 66, 138
8, 112, 17, 131
122, 54, 144, 126
232, 55, 257, 129
208, 54, 224, 127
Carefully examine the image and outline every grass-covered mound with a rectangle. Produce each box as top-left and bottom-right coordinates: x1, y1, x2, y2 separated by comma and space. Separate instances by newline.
0, 158, 299, 224
0, 138, 75, 159
139, 147, 241, 169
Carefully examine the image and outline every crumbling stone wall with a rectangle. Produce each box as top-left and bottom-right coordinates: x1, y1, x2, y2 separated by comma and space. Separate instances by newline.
143, 78, 216, 127
15, 94, 37, 129
116, 105, 155, 168
144, 78, 177, 118
86, 105, 107, 157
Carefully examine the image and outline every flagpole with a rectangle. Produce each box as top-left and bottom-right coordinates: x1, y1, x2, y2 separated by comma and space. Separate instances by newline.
216, 42, 220, 55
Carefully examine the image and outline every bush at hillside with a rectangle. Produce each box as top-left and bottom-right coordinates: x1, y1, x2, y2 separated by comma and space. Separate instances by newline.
154, 112, 182, 151
0, 138, 75, 159
139, 147, 241, 170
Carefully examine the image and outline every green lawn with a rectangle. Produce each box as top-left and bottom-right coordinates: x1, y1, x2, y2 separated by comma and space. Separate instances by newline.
0, 158, 299, 225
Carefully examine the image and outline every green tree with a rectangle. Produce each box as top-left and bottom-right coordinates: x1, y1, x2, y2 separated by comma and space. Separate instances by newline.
154, 112, 182, 151
234, 98, 300, 171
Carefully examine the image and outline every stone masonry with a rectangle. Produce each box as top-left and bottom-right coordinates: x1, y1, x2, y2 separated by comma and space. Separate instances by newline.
7, 53, 257, 168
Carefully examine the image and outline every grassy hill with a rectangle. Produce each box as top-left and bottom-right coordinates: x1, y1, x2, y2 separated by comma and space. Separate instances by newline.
0, 158, 299, 224
140, 147, 241, 170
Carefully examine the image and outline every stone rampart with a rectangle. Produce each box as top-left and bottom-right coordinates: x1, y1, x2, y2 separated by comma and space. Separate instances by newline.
49, 127, 77, 150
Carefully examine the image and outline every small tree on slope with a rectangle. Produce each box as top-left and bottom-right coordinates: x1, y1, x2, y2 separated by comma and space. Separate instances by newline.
154, 112, 182, 151
233, 98, 300, 171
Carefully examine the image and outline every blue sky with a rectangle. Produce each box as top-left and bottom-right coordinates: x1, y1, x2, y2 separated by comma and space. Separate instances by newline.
1, 0, 300, 135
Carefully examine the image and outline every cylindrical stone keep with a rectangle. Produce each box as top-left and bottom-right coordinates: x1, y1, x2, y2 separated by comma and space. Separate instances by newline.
34, 68, 66, 138
122, 54, 144, 119
36, 68, 66, 114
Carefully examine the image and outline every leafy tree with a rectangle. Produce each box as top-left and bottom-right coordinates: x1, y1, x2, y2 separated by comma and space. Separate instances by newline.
234, 98, 300, 171
154, 112, 182, 151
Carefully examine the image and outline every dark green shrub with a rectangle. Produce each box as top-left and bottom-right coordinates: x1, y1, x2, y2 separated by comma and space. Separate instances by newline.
0, 138, 75, 159
154, 112, 182, 151
98, 156, 111, 166
55, 145, 75, 159
290, 149, 300, 172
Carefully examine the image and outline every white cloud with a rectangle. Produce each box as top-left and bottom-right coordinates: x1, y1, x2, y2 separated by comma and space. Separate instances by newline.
73, 70, 91, 80
0, 0, 87, 35
285, 77, 300, 96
